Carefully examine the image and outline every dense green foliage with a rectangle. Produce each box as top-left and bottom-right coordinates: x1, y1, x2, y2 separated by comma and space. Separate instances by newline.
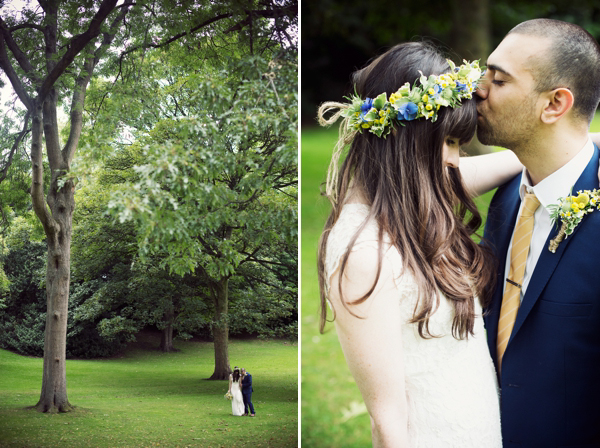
0, 236, 46, 357
0, 219, 129, 358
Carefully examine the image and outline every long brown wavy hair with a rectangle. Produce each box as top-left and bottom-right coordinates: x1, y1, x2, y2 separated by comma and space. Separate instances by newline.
317, 42, 497, 339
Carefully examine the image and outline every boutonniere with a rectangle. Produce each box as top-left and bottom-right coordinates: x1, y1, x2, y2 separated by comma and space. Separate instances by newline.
548, 189, 600, 252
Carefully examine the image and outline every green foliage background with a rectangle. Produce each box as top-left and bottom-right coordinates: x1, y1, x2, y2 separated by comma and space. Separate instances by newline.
300, 115, 600, 446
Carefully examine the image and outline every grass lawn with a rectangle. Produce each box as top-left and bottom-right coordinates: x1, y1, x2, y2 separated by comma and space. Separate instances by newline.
300, 116, 600, 446
0, 334, 297, 447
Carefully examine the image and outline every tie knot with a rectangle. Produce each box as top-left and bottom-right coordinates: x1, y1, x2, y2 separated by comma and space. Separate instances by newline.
522, 193, 540, 217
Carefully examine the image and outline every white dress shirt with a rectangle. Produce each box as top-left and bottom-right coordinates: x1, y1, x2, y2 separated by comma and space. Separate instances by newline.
502, 138, 594, 301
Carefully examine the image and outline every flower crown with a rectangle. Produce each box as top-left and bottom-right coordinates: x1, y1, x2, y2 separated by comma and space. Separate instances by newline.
342, 60, 483, 137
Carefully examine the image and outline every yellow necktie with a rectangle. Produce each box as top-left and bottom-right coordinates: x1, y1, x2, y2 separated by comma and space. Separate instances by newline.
497, 193, 541, 369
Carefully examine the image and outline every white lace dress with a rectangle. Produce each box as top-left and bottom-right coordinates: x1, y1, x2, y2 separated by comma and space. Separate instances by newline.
230, 377, 245, 416
325, 204, 502, 447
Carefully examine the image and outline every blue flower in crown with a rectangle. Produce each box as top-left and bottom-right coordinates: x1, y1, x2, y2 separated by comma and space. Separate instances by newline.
360, 98, 374, 113
397, 102, 418, 121
359, 98, 374, 121
455, 81, 467, 92
430, 84, 442, 100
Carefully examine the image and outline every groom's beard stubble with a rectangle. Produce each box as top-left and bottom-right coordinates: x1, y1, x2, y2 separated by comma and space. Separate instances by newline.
476, 97, 538, 152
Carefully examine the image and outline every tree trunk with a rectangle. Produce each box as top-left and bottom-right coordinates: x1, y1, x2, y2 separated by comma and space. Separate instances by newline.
35, 175, 75, 412
30, 94, 75, 413
450, 0, 493, 156
208, 277, 231, 380
450, 0, 490, 61
160, 310, 177, 352
35, 186, 74, 412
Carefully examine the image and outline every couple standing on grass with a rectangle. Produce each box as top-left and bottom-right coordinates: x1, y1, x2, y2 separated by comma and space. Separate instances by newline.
227, 366, 255, 417
318, 18, 600, 447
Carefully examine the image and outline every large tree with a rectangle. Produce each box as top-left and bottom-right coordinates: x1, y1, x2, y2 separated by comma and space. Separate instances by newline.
0, 0, 297, 412
109, 51, 298, 379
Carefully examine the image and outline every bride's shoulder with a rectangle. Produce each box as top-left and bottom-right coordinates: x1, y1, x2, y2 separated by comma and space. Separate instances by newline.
330, 203, 374, 235
326, 204, 379, 256
325, 203, 408, 277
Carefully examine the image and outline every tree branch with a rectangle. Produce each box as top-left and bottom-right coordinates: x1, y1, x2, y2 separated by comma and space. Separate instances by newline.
63, 1, 133, 165
0, 32, 33, 110
223, 6, 298, 34
30, 101, 55, 234
0, 111, 30, 184
239, 251, 292, 269
242, 271, 290, 292
0, 16, 42, 85
38, 0, 119, 102
9, 23, 45, 33
40, 0, 58, 74
197, 235, 219, 257
119, 11, 234, 61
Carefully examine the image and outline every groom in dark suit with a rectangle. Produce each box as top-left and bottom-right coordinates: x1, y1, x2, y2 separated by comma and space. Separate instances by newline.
241, 368, 255, 417
477, 19, 600, 447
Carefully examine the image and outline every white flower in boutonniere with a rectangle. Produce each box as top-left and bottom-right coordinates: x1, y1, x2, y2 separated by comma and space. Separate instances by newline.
548, 189, 600, 252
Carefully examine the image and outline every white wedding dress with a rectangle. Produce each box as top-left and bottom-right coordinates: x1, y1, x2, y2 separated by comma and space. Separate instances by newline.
325, 204, 502, 447
230, 377, 245, 416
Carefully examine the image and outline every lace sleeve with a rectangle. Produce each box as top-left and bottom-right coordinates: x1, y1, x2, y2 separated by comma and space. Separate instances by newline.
324, 204, 417, 299
324, 204, 376, 291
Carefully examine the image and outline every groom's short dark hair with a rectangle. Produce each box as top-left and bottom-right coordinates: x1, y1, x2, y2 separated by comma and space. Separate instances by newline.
509, 19, 600, 124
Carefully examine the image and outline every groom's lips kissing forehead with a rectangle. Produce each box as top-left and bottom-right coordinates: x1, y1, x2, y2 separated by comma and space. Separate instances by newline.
476, 106, 484, 120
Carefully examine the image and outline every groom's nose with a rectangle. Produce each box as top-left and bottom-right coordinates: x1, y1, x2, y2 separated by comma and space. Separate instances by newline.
476, 79, 490, 100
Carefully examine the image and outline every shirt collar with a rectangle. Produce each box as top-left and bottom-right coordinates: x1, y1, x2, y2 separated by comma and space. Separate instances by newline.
518, 138, 594, 211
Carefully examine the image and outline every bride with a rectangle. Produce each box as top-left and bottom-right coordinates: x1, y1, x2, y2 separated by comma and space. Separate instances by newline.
228, 367, 244, 416
317, 42, 524, 447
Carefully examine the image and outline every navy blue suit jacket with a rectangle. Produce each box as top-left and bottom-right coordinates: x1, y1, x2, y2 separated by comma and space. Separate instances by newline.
241, 373, 253, 393
483, 144, 600, 447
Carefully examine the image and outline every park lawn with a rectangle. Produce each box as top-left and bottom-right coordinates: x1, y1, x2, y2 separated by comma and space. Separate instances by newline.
0, 335, 298, 448
300, 115, 600, 446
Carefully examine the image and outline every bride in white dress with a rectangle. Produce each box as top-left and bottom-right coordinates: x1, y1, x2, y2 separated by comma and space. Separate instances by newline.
317, 42, 522, 447
229, 367, 244, 416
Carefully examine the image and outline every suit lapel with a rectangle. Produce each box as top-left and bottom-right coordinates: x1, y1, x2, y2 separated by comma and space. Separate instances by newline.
509, 145, 600, 342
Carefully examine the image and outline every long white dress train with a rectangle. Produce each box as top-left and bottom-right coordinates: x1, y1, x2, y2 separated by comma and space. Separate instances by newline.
325, 204, 502, 447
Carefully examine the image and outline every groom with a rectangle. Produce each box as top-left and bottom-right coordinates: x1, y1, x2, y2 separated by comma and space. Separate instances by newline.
241, 368, 255, 417
478, 19, 600, 446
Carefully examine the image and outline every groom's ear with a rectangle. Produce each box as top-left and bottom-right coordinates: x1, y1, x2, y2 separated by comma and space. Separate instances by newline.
540, 87, 574, 124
